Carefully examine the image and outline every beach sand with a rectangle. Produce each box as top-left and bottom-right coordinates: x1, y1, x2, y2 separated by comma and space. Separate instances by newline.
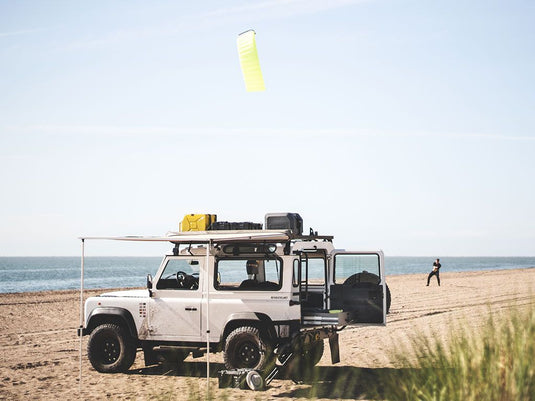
1, 268, 534, 400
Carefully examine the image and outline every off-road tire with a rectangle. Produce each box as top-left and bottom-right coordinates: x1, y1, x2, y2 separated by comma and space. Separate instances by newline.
87, 323, 136, 373
223, 326, 273, 370
344, 272, 392, 313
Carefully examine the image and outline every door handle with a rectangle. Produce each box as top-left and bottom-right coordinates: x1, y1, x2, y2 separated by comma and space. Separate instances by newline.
185, 307, 197, 311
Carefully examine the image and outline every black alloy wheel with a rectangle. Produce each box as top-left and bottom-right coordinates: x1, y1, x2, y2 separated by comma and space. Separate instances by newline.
223, 326, 273, 371
87, 323, 136, 373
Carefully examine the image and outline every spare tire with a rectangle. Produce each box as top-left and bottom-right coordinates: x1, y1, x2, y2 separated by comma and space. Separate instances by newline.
343, 272, 391, 314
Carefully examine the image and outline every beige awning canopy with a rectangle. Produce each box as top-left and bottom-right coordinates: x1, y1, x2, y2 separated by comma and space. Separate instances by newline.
79, 229, 292, 244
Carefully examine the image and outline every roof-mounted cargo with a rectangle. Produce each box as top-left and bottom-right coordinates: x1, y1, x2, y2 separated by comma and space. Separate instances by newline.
180, 214, 217, 232
209, 221, 262, 231
265, 213, 303, 235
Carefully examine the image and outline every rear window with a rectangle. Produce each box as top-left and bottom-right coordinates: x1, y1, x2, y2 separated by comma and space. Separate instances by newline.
334, 253, 381, 285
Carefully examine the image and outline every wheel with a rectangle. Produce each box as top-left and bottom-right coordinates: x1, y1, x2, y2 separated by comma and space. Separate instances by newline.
344, 272, 392, 314
343, 271, 380, 286
284, 340, 324, 381
87, 323, 136, 373
223, 326, 273, 370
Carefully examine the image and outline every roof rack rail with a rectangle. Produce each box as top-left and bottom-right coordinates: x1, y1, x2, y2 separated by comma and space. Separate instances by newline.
291, 234, 334, 242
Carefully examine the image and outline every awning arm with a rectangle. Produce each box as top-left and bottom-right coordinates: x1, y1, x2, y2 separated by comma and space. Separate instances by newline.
78, 238, 85, 392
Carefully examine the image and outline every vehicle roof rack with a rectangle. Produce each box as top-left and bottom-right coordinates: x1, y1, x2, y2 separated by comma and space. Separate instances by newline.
291, 234, 334, 242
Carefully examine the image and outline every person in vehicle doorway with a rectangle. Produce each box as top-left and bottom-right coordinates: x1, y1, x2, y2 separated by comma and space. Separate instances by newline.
427, 258, 441, 286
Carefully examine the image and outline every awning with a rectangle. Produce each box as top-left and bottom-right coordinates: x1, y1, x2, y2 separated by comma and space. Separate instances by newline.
79, 229, 292, 244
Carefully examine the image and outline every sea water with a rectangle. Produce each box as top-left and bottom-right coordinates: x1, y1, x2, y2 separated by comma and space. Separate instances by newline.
0, 257, 160, 294
0, 256, 534, 294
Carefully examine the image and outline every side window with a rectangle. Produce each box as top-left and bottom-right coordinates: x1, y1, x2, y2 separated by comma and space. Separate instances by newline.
156, 258, 200, 290
334, 254, 380, 285
215, 258, 282, 291
293, 259, 300, 287
303, 256, 325, 285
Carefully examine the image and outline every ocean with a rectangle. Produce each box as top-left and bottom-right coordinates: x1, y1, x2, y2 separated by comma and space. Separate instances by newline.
1, 256, 534, 294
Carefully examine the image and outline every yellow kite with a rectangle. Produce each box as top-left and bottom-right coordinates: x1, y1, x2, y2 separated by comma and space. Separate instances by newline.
237, 30, 265, 92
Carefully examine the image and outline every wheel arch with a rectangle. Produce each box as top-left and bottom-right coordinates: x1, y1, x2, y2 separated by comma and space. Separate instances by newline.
86, 307, 138, 339
221, 312, 276, 343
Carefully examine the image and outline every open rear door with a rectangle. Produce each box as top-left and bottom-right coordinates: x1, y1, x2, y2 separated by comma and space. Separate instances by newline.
328, 251, 386, 325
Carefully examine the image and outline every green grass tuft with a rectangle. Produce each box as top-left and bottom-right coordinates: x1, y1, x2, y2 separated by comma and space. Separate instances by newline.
381, 305, 535, 401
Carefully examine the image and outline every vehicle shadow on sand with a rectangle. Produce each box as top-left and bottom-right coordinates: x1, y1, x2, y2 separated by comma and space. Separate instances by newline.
274, 365, 417, 399
128, 362, 417, 399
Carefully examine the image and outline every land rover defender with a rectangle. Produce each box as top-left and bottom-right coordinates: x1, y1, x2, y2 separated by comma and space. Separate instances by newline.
79, 213, 390, 382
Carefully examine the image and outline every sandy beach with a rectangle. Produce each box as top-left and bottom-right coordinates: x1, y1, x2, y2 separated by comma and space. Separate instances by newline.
1, 268, 534, 400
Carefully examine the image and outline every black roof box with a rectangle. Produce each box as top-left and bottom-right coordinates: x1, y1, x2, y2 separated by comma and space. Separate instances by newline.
265, 213, 303, 235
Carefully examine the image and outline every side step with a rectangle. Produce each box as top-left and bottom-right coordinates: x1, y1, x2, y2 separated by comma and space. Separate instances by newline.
302, 310, 353, 326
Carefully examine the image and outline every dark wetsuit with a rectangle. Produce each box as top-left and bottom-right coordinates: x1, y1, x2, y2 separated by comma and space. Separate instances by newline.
427, 261, 441, 286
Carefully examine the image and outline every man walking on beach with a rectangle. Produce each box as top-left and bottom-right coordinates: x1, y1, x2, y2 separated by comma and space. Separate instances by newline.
427, 258, 441, 286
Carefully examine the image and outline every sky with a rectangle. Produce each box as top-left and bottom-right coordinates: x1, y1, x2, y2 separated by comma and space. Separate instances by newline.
1, 0, 534, 256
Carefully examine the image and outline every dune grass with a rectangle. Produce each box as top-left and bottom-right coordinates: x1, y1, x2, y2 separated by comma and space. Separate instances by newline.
380, 304, 535, 401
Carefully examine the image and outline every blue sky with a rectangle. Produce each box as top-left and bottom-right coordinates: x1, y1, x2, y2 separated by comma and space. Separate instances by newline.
1, 0, 534, 256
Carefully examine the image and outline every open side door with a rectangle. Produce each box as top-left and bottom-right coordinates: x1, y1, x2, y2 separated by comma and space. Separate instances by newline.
328, 251, 386, 325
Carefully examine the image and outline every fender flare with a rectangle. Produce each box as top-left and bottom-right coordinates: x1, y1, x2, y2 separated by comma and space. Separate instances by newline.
221, 312, 276, 342
86, 307, 138, 339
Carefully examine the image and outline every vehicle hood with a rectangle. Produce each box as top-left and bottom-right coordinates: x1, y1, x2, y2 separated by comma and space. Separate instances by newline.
99, 289, 149, 298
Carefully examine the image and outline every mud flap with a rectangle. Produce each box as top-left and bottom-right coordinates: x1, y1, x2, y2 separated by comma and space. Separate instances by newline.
329, 332, 340, 364
142, 345, 158, 366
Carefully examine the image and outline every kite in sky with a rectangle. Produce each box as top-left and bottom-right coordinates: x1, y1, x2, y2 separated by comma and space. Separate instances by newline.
237, 30, 265, 92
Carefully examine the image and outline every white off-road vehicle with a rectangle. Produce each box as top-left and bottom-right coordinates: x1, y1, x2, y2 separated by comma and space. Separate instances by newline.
79, 213, 390, 384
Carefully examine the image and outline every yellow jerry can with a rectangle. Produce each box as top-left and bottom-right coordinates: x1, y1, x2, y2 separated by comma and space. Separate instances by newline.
180, 214, 217, 232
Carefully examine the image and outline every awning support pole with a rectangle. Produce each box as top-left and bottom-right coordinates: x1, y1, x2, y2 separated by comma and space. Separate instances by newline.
79, 238, 85, 393
205, 240, 211, 399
